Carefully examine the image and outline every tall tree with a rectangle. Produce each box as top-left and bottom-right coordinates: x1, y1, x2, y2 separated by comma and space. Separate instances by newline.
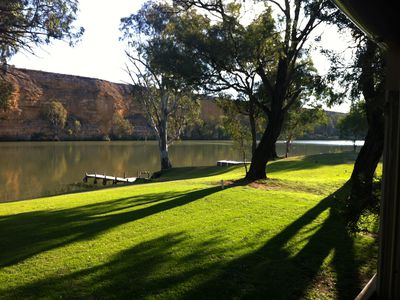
121, 2, 200, 171
172, 0, 333, 180
152, 3, 278, 157
326, 12, 385, 227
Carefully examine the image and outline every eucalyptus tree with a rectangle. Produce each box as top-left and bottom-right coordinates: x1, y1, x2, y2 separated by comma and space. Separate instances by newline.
171, 0, 334, 179
142, 3, 278, 158
121, 2, 200, 171
325, 12, 386, 227
0, 0, 83, 64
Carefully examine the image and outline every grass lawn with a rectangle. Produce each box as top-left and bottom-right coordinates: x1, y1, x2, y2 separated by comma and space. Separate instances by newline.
0, 152, 379, 299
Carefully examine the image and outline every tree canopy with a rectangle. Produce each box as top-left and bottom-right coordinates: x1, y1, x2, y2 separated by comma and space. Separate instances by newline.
121, 1, 201, 170
0, 0, 84, 64
157, 0, 335, 179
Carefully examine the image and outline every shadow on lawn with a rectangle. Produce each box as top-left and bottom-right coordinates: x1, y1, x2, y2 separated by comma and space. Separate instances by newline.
267, 152, 358, 174
0, 186, 222, 269
183, 184, 374, 299
154, 165, 239, 182
1, 184, 376, 299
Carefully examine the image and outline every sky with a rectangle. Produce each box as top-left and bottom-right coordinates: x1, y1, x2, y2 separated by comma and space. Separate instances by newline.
9, 0, 351, 112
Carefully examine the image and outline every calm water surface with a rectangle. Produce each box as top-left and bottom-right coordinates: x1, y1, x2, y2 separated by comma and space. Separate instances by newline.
0, 140, 363, 202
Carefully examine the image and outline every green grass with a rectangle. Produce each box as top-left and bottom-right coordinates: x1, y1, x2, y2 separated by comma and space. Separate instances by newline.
0, 152, 378, 299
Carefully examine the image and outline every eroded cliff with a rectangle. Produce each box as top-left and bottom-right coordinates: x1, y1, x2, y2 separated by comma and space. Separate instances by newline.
0, 68, 153, 140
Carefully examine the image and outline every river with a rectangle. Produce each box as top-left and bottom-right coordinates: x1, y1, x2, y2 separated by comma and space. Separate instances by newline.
0, 140, 364, 202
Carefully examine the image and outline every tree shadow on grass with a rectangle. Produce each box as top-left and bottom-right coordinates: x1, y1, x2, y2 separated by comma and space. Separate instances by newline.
153, 165, 239, 182
1, 231, 232, 299
0, 186, 222, 269
182, 184, 375, 299
267, 152, 358, 174
0, 184, 376, 299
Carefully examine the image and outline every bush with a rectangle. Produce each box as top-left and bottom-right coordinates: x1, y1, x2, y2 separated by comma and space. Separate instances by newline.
0, 78, 13, 111
111, 113, 133, 139
45, 101, 68, 135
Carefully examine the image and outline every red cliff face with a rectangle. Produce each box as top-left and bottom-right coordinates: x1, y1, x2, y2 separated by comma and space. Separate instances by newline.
0, 68, 143, 140
0, 68, 222, 140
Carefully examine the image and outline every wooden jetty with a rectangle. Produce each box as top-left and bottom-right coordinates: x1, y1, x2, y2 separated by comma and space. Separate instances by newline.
217, 160, 250, 166
83, 173, 137, 185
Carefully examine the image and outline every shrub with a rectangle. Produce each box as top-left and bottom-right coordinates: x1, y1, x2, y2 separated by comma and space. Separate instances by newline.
111, 113, 133, 139
45, 101, 68, 135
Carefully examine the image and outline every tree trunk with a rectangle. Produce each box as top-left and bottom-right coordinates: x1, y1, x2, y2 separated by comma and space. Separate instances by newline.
248, 107, 257, 155
270, 143, 279, 160
159, 126, 172, 170
245, 111, 284, 180
158, 92, 172, 171
247, 57, 289, 180
347, 41, 385, 226
285, 137, 291, 158
348, 100, 384, 221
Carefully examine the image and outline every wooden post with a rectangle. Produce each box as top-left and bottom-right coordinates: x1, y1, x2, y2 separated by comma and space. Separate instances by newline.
377, 51, 400, 299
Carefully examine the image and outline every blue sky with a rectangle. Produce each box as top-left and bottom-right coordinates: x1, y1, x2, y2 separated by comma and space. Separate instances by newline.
10, 0, 350, 112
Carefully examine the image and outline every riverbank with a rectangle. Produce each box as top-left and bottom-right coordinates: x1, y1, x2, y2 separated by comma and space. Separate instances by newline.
0, 140, 364, 202
0, 152, 378, 299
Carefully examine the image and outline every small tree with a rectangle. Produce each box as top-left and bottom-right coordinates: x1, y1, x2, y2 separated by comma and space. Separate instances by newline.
45, 101, 68, 137
337, 101, 367, 150
111, 113, 133, 139
73, 120, 81, 134
221, 108, 252, 173
0, 78, 13, 111
281, 105, 327, 157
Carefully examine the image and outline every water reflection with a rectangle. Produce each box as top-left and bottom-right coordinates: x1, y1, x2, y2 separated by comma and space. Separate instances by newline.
0, 140, 360, 202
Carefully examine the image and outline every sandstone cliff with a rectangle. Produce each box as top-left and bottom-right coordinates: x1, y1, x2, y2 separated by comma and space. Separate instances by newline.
0, 68, 222, 140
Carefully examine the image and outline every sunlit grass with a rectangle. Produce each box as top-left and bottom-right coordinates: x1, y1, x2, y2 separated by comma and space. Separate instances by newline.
0, 152, 378, 299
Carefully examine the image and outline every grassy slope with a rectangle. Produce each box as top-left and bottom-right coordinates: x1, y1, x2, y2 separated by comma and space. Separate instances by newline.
0, 152, 379, 299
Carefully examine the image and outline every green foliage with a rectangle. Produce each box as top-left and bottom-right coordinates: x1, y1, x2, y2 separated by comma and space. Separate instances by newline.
45, 101, 68, 134
0, 153, 378, 299
0, 0, 84, 62
111, 113, 133, 139
184, 119, 229, 140
0, 78, 13, 111
121, 1, 201, 154
218, 98, 259, 160
136, 1, 337, 179
222, 112, 251, 161
168, 95, 201, 141
282, 105, 328, 142
337, 102, 368, 141
73, 119, 81, 134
